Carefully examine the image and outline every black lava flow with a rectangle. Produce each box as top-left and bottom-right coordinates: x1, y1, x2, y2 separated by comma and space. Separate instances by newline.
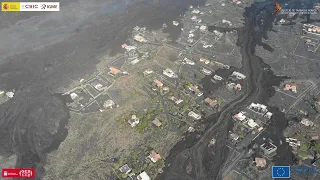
156, 0, 319, 180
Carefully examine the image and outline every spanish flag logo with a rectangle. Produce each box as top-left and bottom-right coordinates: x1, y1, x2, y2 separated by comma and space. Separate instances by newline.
2, 2, 20, 12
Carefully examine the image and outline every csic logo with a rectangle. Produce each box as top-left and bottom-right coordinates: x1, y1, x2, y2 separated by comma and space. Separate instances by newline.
3, 3, 8, 10
22, 4, 38, 9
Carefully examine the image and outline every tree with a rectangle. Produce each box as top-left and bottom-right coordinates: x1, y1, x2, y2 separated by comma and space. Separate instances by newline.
300, 142, 310, 152
182, 105, 189, 111
312, 142, 320, 151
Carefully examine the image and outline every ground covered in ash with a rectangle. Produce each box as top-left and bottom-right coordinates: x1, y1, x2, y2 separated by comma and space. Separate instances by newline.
0, 84, 70, 177
0, 0, 207, 179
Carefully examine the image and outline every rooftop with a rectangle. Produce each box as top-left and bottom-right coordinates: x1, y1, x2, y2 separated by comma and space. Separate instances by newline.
148, 151, 161, 163
137, 171, 150, 180
152, 118, 162, 127
110, 67, 120, 75
153, 80, 163, 87
119, 164, 132, 174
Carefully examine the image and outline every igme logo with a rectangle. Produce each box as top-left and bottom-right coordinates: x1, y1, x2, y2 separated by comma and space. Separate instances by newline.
41, 4, 46, 9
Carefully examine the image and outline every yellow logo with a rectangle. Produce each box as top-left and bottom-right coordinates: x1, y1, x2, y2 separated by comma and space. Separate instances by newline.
2, 2, 20, 12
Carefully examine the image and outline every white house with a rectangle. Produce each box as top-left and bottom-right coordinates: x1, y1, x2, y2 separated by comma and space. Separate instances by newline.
163, 69, 178, 78
137, 171, 150, 180
188, 111, 201, 120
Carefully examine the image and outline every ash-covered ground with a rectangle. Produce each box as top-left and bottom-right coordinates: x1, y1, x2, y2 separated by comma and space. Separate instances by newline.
0, 0, 207, 179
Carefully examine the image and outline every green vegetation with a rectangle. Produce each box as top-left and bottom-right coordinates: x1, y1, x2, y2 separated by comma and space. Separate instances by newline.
316, 105, 320, 112
136, 107, 163, 133
130, 151, 138, 159
299, 142, 310, 152
120, 173, 128, 178
183, 80, 192, 89
298, 151, 312, 160
312, 142, 320, 151
156, 159, 165, 169
113, 158, 125, 169
89, 74, 95, 79
152, 97, 158, 103
134, 89, 143, 96
217, 99, 223, 105
182, 105, 189, 111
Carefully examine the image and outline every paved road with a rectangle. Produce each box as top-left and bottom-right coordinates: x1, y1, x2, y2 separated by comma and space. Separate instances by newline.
285, 80, 318, 114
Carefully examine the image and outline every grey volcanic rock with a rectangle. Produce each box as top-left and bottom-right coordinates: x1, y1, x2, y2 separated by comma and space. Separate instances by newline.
0, 85, 70, 172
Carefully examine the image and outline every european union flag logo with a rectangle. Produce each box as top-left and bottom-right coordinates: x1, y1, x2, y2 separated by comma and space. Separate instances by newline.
272, 166, 290, 178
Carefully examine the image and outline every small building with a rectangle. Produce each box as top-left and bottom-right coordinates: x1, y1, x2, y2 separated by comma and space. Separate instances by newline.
189, 85, 200, 94
124, 45, 137, 51
183, 58, 195, 65
230, 133, 239, 141
143, 70, 153, 76
169, 96, 183, 105
233, 112, 246, 121
121, 44, 128, 48
227, 83, 236, 90
119, 164, 132, 174
200, 58, 210, 64
188, 111, 202, 120
285, 138, 301, 148
248, 103, 268, 113
128, 115, 140, 127
94, 84, 104, 91
254, 157, 267, 168
200, 25, 207, 32
172, 21, 179, 26
163, 68, 178, 78
70, 92, 78, 100
213, 75, 223, 81
232, 71, 246, 79
204, 97, 217, 107
110, 67, 121, 75
247, 119, 259, 129
279, 19, 286, 24
103, 99, 115, 109
6, 92, 14, 98
153, 80, 163, 87
148, 151, 161, 163
130, 59, 140, 65
301, 118, 314, 127
137, 171, 150, 180
264, 112, 273, 119
152, 118, 162, 127
209, 138, 216, 145
192, 9, 200, 14
188, 126, 195, 132
201, 68, 212, 75
222, 19, 232, 26
284, 83, 297, 93
236, 83, 242, 90
134, 34, 147, 42
203, 44, 213, 48
163, 87, 169, 92
260, 142, 277, 156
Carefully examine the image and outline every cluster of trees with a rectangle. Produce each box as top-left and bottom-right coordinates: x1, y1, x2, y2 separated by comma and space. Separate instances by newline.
136, 107, 163, 133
